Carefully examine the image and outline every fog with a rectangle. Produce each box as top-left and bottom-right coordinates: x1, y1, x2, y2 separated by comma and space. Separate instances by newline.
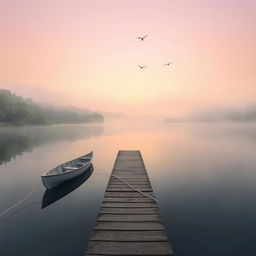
166, 104, 256, 123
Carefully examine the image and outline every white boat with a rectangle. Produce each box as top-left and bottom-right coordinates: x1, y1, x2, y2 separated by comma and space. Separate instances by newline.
41, 166, 94, 208
41, 151, 93, 189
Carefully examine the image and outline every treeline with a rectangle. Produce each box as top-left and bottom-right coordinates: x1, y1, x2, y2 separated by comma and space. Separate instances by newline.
0, 90, 104, 125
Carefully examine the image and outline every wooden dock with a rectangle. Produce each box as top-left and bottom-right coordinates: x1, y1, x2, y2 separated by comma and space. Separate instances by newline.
85, 150, 173, 256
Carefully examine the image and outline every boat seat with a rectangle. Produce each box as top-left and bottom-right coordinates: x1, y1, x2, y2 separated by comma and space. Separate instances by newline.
80, 157, 91, 160
77, 162, 84, 167
63, 166, 79, 171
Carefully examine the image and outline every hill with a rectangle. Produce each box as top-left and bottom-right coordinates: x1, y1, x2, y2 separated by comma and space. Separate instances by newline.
0, 90, 104, 125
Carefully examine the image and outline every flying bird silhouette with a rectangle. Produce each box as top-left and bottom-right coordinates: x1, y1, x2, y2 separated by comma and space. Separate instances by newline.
164, 61, 173, 66
137, 35, 148, 41
138, 65, 147, 69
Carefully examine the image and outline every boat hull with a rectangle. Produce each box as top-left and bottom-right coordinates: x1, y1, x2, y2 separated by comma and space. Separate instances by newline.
41, 163, 91, 189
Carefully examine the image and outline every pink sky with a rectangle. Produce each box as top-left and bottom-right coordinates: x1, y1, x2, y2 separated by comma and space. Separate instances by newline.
1, 0, 256, 116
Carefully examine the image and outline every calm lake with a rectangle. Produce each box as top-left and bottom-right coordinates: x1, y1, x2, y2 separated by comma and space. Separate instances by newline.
0, 121, 255, 256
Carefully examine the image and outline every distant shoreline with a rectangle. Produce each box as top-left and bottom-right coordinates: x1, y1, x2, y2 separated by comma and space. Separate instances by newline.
0, 89, 104, 126
0, 121, 103, 127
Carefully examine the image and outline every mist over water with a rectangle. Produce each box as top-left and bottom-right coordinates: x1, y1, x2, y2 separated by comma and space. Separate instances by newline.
0, 121, 256, 256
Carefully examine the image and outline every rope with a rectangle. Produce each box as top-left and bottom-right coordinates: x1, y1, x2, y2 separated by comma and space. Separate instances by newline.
0, 202, 41, 224
94, 166, 157, 202
0, 165, 157, 219
0, 182, 40, 217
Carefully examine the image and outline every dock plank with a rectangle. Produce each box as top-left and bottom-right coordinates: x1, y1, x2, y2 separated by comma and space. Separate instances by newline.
101, 202, 157, 208
99, 207, 159, 215
90, 230, 169, 242
107, 181, 151, 185
104, 192, 154, 198
97, 214, 161, 222
109, 178, 150, 182
106, 188, 153, 192
94, 221, 166, 231
102, 197, 153, 203
107, 185, 152, 188
86, 241, 172, 255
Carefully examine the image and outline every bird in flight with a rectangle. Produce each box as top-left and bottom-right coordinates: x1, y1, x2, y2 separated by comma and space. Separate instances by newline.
138, 65, 147, 69
137, 35, 148, 41
164, 61, 173, 66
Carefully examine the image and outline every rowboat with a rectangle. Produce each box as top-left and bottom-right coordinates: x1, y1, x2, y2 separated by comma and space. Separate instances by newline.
41, 165, 93, 208
41, 151, 93, 189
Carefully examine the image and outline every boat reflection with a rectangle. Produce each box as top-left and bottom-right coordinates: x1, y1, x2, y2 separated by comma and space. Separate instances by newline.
41, 164, 93, 209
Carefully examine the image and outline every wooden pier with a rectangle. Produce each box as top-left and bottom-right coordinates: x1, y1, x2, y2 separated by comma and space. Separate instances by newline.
86, 150, 173, 256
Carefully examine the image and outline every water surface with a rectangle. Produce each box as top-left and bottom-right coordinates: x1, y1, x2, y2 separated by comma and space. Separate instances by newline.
0, 122, 255, 256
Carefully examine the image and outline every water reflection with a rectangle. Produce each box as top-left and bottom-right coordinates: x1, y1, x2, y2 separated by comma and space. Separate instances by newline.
186, 123, 256, 142
42, 165, 94, 209
0, 125, 103, 164
1, 122, 256, 256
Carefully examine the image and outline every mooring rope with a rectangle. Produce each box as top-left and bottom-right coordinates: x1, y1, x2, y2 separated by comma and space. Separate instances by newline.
0, 202, 41, 224
0, 182, 41, 218
94, 166, 157, 202
0, 164, 157, 219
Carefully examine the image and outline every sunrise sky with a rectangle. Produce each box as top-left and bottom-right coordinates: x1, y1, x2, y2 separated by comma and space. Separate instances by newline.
1, 0, 255, 117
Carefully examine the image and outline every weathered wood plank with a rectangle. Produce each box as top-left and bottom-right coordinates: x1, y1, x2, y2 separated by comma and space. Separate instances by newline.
119, 150, 140, 153
94, 221, 166, 231
115, 159, 143, 162
106, 188, 153, 192
102, 197, 153, 203
115, 161, 144, 165
90, 230, 169, 242
106, 186, 152, 191
109, 177, 149, 182
112, 170, 147, 175
116, 161, 143, 163
104, 192, 154, 198
109, 180, 150, 184
109, 177, 149, 181
100, 207, 159, 215
107, 184, 151, 188
97, 214, 161, 222
101, 202, 157, 208
114, 168, 146, 171
86, 241, 172, 255
108, 181, 151, 185
114, 166, 145, 169
107, 186, 151, 190
111, 174, 147, 177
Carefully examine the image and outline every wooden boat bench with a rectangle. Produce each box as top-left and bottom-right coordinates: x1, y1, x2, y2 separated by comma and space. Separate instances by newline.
80, 157, 91, 161
63, 166, 79, 171
77, 163, 85, 167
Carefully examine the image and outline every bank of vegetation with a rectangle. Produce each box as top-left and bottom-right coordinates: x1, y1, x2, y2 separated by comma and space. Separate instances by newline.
0, 90, 104, 125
